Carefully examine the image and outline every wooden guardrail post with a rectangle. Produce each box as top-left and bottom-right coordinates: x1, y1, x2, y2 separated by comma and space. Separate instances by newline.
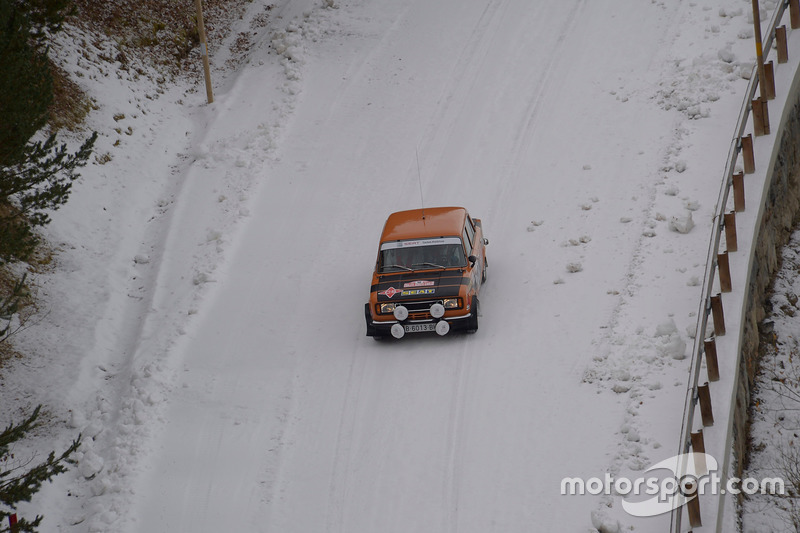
753, 98, 770, 136
733, 172, 745, 211
718, 252, 732, 293
792, 0, 800, 29
704, 338, 720, 382
764, 61, 776, 100
691, 429, 708, 475
777, 26, 789, 63
724, 212, 738, 252
686, 482, 703, 527
698, 382, 714, 426
711, 294, 726, 336
742, 134, 755, 173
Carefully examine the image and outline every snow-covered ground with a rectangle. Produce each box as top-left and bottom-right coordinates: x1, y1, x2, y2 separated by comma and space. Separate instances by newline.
0, 0, 787, 531
743, 226, 800, 533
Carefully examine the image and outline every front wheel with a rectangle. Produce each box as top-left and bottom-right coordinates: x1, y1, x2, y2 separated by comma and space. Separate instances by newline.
466, 297, 479, 333
365, 303, 379, 338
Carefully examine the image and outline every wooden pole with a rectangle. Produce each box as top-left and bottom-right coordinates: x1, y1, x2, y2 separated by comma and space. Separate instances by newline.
195, 0, 214, 104
792, 0, 800, 29
750, 0, 771, 137
752, 0, 767, 101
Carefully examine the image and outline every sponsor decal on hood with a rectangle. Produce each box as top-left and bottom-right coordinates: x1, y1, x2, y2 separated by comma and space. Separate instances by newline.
403, 280, 435, 288
401, 289, 435, 296
379, 287, 401, 298
374, 271, 465, 300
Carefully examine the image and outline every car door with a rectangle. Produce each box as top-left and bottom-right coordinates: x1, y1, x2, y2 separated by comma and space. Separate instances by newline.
462, 215, 483, 295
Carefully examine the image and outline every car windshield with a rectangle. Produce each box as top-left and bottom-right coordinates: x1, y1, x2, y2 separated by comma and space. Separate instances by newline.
380, 237, 467, 273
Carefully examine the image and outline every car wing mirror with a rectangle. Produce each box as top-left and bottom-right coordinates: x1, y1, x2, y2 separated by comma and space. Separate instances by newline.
468, 255, 477, 267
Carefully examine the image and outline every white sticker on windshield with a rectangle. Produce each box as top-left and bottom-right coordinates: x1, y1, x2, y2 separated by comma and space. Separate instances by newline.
380, 237, 462, 250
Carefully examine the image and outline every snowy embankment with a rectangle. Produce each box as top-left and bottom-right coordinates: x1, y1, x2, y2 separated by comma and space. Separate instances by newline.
0, 0, 778, 532
744, 227, 800, 532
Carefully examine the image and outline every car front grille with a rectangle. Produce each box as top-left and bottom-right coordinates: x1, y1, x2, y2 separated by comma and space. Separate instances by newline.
402, 299, 439, 321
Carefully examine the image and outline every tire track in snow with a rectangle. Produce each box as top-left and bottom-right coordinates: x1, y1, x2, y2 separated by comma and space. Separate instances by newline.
441, 344, 477, 533
323, 347, 370, 533
487, 0, 587, 222
405, 0, 589, 225
310, 2, 414, 126
412, 0, 511, 175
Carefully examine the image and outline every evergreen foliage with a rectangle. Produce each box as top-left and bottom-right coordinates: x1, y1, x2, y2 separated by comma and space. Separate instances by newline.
0, 132, 97, 262
0, 0, 91, 521
0, 0, 97, 263
0, 0, 53, 167
0, 273, 26, 343
0, 1, 92, 529
11, 0, 73, 43
0, 406, 82, 533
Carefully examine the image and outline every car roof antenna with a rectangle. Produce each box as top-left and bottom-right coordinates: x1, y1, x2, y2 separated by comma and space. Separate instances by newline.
416, 147, 425, 221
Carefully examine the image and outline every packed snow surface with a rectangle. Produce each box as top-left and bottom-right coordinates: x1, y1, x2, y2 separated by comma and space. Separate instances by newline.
1, 0, 785, 531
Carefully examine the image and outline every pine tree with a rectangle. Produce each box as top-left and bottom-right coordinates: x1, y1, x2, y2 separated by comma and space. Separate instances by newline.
0, 406, 81, 533
0, 0, 53, 167
0, 0, 97, 263
0, 3, 88, 528
0, 132, 97, 262
0, 273, 26, 343
11, 0, 73, 42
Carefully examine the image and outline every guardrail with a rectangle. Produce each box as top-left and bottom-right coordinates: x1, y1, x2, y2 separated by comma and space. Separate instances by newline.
670, 1, 798, 531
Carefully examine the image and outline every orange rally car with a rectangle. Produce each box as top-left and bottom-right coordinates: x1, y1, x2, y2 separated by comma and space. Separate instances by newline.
365, 207, 488, 339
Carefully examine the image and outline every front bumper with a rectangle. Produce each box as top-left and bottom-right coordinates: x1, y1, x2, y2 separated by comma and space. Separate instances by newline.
364, 303, 473, 337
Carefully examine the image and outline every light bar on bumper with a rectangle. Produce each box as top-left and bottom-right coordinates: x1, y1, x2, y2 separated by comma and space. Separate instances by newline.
377, 298, 462, 316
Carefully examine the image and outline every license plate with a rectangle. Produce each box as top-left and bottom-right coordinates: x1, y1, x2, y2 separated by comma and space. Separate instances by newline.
404, 323, 436, 333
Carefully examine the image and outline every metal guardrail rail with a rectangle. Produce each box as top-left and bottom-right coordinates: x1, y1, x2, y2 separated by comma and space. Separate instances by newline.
669, 1, 794, 531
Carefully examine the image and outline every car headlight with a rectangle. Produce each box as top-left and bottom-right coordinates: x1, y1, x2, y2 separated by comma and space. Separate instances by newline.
442, 298, 461, 309
379, 303, 396, 314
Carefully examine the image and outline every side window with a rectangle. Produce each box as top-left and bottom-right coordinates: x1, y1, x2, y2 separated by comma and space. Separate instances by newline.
465, 217, 476, 249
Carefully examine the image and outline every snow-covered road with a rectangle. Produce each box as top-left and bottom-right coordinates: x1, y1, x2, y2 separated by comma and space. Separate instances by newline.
129, 0, 722, 531
6, 0, 768, 531
137, 1, 643, 530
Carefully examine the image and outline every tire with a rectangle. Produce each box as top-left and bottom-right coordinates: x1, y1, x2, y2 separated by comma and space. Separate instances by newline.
365, 303, 378, 337
481, 256, 488, 283
466, 297, 479, 333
